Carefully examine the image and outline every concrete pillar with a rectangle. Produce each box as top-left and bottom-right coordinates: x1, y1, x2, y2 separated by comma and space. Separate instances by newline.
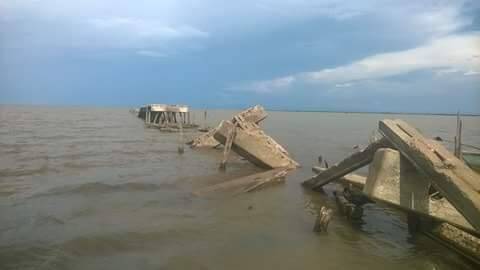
364, 148, 430, 213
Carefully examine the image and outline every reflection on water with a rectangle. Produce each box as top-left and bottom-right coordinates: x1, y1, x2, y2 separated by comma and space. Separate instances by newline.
0, 105, 479, 269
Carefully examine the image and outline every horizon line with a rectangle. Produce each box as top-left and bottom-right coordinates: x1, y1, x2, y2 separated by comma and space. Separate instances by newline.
1, 102, 479, 117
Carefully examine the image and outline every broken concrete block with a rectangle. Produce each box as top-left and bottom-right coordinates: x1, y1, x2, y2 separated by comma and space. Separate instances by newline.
379, 119, 480, 231
188, 105, 267, 148
364, 148, 474, 232
214, 120, 299, 169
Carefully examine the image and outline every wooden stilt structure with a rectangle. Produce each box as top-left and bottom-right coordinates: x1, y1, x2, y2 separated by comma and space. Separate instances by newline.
137, 104, 198, 131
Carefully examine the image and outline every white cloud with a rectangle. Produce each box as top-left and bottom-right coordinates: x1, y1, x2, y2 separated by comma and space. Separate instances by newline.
464, 70, 480, 76
88, 17, 208, 40
306, 34, 480, 82
404, 2, 472, 37
245, 33, 480, 92
435, 68, 460, 76
2, 1, 474, 45
136, 50, 168, 58
83, 17, 208, 49
335, 82, 353, 88
244, 76, 295, 93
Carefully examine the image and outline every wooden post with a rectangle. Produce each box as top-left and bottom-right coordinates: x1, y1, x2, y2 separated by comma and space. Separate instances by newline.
160, 112, 165, 126
178, 113, 184, 154
456, 113, 463, 159
153, 112, 159, 126
313, 206, 333, 232
147, 107, 151, 124
219, 124, 237, 170
204, 110, 207, 129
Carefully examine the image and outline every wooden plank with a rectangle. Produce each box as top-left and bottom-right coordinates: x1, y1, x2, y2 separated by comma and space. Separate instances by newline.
429, 222, 480, 263
379, 119, 480, 231
193, 168, 289, 196
219, 124, 237, 169
302, 137, 391, 190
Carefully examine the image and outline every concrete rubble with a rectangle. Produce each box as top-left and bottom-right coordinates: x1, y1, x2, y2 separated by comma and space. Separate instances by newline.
131, 104, 480, 263
303, 119, 480, 263
188, 105, 267, 148
194, 167, 289, 196
190, 105, 298, 195
214, 119, 299, 169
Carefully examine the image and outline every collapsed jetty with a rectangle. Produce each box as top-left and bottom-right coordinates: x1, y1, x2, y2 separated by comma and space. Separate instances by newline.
131, 104, 480, 263
188, 105, 267, 148
303, 119, 480, 262
190, 105, 299, 195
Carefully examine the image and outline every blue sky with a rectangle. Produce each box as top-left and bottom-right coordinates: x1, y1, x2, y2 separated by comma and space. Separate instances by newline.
1, 0, 479, 113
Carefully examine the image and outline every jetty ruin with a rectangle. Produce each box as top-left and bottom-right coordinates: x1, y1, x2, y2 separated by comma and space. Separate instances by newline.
303, 119, 480, 263
131, 103, 480, 264
137, 104, 198, 131
190, 105, 299, 195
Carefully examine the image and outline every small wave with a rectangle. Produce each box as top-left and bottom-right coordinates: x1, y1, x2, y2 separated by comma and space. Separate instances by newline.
33, 215, 66, 226
0, 245, 72, 270
60, 229, 197, 256
30, 134, 76, 141
0, 166, 58, 177
35, 182, 176, 197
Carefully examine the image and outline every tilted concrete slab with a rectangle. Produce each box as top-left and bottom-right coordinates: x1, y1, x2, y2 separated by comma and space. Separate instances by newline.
364, 148, 475, 233
214, 120, 299, 169
302, 137, 391, 190
189, 105, 267, 148
312, 166, 366, 188
379, 119, 480, 232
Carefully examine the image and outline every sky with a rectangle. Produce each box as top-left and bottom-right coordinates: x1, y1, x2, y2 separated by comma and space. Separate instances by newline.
0, 0, 479, 113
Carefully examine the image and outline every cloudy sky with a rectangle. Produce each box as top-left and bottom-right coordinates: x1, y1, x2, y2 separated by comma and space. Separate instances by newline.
1, 0, 479, 113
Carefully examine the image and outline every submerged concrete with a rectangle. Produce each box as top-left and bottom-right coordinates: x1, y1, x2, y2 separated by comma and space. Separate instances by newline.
194, 167, 289, 196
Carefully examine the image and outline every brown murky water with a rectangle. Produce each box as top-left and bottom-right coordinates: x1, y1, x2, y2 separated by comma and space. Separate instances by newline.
1, 105, 479, 270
